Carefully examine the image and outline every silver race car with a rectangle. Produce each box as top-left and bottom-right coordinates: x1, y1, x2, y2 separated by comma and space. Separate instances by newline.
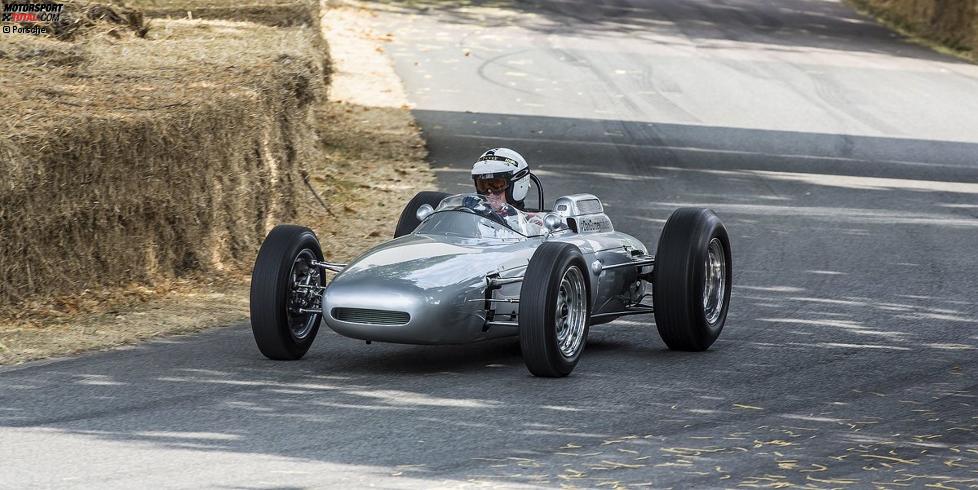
250, 186, 731, 377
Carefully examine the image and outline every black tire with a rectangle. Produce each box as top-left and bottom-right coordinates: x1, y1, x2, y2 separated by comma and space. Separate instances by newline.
652, 208, 732, 351
250, 225, 325, 360
394, 191, 451, 238
519, 242, 591, 377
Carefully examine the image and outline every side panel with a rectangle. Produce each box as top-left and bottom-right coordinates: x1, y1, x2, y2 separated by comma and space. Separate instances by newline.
545, 231, 648, 317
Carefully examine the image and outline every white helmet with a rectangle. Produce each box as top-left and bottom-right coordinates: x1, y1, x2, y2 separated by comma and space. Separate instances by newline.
471, 148, 531, 206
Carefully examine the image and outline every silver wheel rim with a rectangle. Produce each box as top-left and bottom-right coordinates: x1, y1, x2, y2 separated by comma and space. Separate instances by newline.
703, 237, 726, 325
554, 266, 587, 358
287, 249, 321, 339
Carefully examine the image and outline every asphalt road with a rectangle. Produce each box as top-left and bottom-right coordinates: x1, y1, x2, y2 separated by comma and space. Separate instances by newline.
4, 0, 978, 488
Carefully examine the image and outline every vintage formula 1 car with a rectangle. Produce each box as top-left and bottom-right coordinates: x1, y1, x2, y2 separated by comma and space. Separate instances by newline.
250, 186, 731, 377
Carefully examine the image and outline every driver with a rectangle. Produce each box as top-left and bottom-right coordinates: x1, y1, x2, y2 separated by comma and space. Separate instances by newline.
471, 148, 545, 232
471, 148, 531, 214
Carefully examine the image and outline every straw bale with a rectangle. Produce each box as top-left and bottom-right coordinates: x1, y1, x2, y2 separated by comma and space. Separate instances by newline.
139, 1, 320, 27
0, 7, 328, 307
1, 0, 149, 40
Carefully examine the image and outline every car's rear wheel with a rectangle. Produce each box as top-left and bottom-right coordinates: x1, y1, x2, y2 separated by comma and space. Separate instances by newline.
519, 242, 590, 377
652, 208, 732, 351
250, 225, 325, 360
394, 191, 451, 238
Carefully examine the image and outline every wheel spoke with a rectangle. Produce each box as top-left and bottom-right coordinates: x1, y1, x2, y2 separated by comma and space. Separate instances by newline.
703, 238, 726, 324
286, 249, 323, 339
554, 266, 587, 358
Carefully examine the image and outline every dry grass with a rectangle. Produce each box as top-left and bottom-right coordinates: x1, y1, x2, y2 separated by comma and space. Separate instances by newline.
848, 0, 978, 62
0, 1, 434, 364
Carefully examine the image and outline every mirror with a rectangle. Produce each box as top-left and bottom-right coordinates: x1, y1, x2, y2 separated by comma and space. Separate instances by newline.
543, 213, 564, 231
416, 203, 435, 221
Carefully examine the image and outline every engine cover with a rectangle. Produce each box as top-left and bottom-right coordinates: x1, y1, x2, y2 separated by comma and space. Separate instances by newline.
553, 194, 604, 217
553, 194, 614, 234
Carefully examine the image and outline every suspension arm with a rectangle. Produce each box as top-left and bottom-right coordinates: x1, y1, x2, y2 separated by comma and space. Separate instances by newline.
311, 260, 346, 273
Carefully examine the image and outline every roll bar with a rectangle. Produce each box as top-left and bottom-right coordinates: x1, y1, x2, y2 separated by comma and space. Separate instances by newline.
529, 173, 544, 212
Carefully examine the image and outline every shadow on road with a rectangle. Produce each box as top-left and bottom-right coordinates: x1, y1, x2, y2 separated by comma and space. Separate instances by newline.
1, 109, 976, 487
372, 0, 966, 63
2, 0, 977, 485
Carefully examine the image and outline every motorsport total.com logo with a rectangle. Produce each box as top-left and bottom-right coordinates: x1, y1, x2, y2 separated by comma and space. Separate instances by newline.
1, 2, 64, 35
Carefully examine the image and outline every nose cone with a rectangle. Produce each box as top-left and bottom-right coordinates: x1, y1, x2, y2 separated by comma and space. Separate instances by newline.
321, 234, 530, 344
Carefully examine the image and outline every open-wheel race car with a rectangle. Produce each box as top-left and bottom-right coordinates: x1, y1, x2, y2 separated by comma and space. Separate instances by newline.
250, 183, 732, 377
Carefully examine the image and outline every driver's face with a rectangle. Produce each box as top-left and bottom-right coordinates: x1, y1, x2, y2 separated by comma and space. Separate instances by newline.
476, 177, 509, 212
475, 176, 509, 195
484, 188, 506, 212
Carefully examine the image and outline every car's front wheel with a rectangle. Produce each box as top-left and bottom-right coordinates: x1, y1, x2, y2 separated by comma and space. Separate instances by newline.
519, 242, 591, 377
652, 208, 731, 351
250, 225, 325, 360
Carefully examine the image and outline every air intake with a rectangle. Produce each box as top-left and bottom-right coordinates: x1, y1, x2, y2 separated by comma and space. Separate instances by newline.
332, 308, 410, 326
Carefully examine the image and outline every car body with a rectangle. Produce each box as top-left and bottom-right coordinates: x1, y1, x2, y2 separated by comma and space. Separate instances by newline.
322, 193, 650, 345
249, 189, 731, 377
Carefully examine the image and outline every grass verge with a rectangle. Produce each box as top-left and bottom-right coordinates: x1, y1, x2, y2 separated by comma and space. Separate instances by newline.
846, 0, 978, 62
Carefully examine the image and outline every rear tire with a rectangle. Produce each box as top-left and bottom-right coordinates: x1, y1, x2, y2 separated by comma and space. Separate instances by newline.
250, 225, 324, 360
653, 208, 732, 351
519, 242, 590, 377
394, 191, 451, 238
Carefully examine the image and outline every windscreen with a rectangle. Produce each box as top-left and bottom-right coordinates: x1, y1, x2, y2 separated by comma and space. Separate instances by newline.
413, 193, 544, 238
414, 212, 524, 239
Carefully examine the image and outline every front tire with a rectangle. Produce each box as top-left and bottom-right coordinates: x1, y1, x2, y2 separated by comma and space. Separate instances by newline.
519, 242, 590, 377
652, 208, 732, 351
250, 225, 325, 360
394, 191, 450, 238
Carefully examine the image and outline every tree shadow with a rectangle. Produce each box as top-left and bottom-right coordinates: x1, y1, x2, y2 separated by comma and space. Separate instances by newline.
370, 0, 967, 63
2, 109, 977, 487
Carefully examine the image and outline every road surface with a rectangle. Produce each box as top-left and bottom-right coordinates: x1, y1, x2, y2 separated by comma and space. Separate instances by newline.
3, 0, 978, 487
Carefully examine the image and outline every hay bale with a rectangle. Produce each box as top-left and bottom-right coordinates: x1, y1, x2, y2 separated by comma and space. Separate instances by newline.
52, 0, 149, 39
0, 12, 329, 307
115, 0, 321, 28
143, 3, 318, 27
3, 0, 150, 40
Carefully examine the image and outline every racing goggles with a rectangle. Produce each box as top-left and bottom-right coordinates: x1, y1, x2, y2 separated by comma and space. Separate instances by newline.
475, 176, 510, 195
